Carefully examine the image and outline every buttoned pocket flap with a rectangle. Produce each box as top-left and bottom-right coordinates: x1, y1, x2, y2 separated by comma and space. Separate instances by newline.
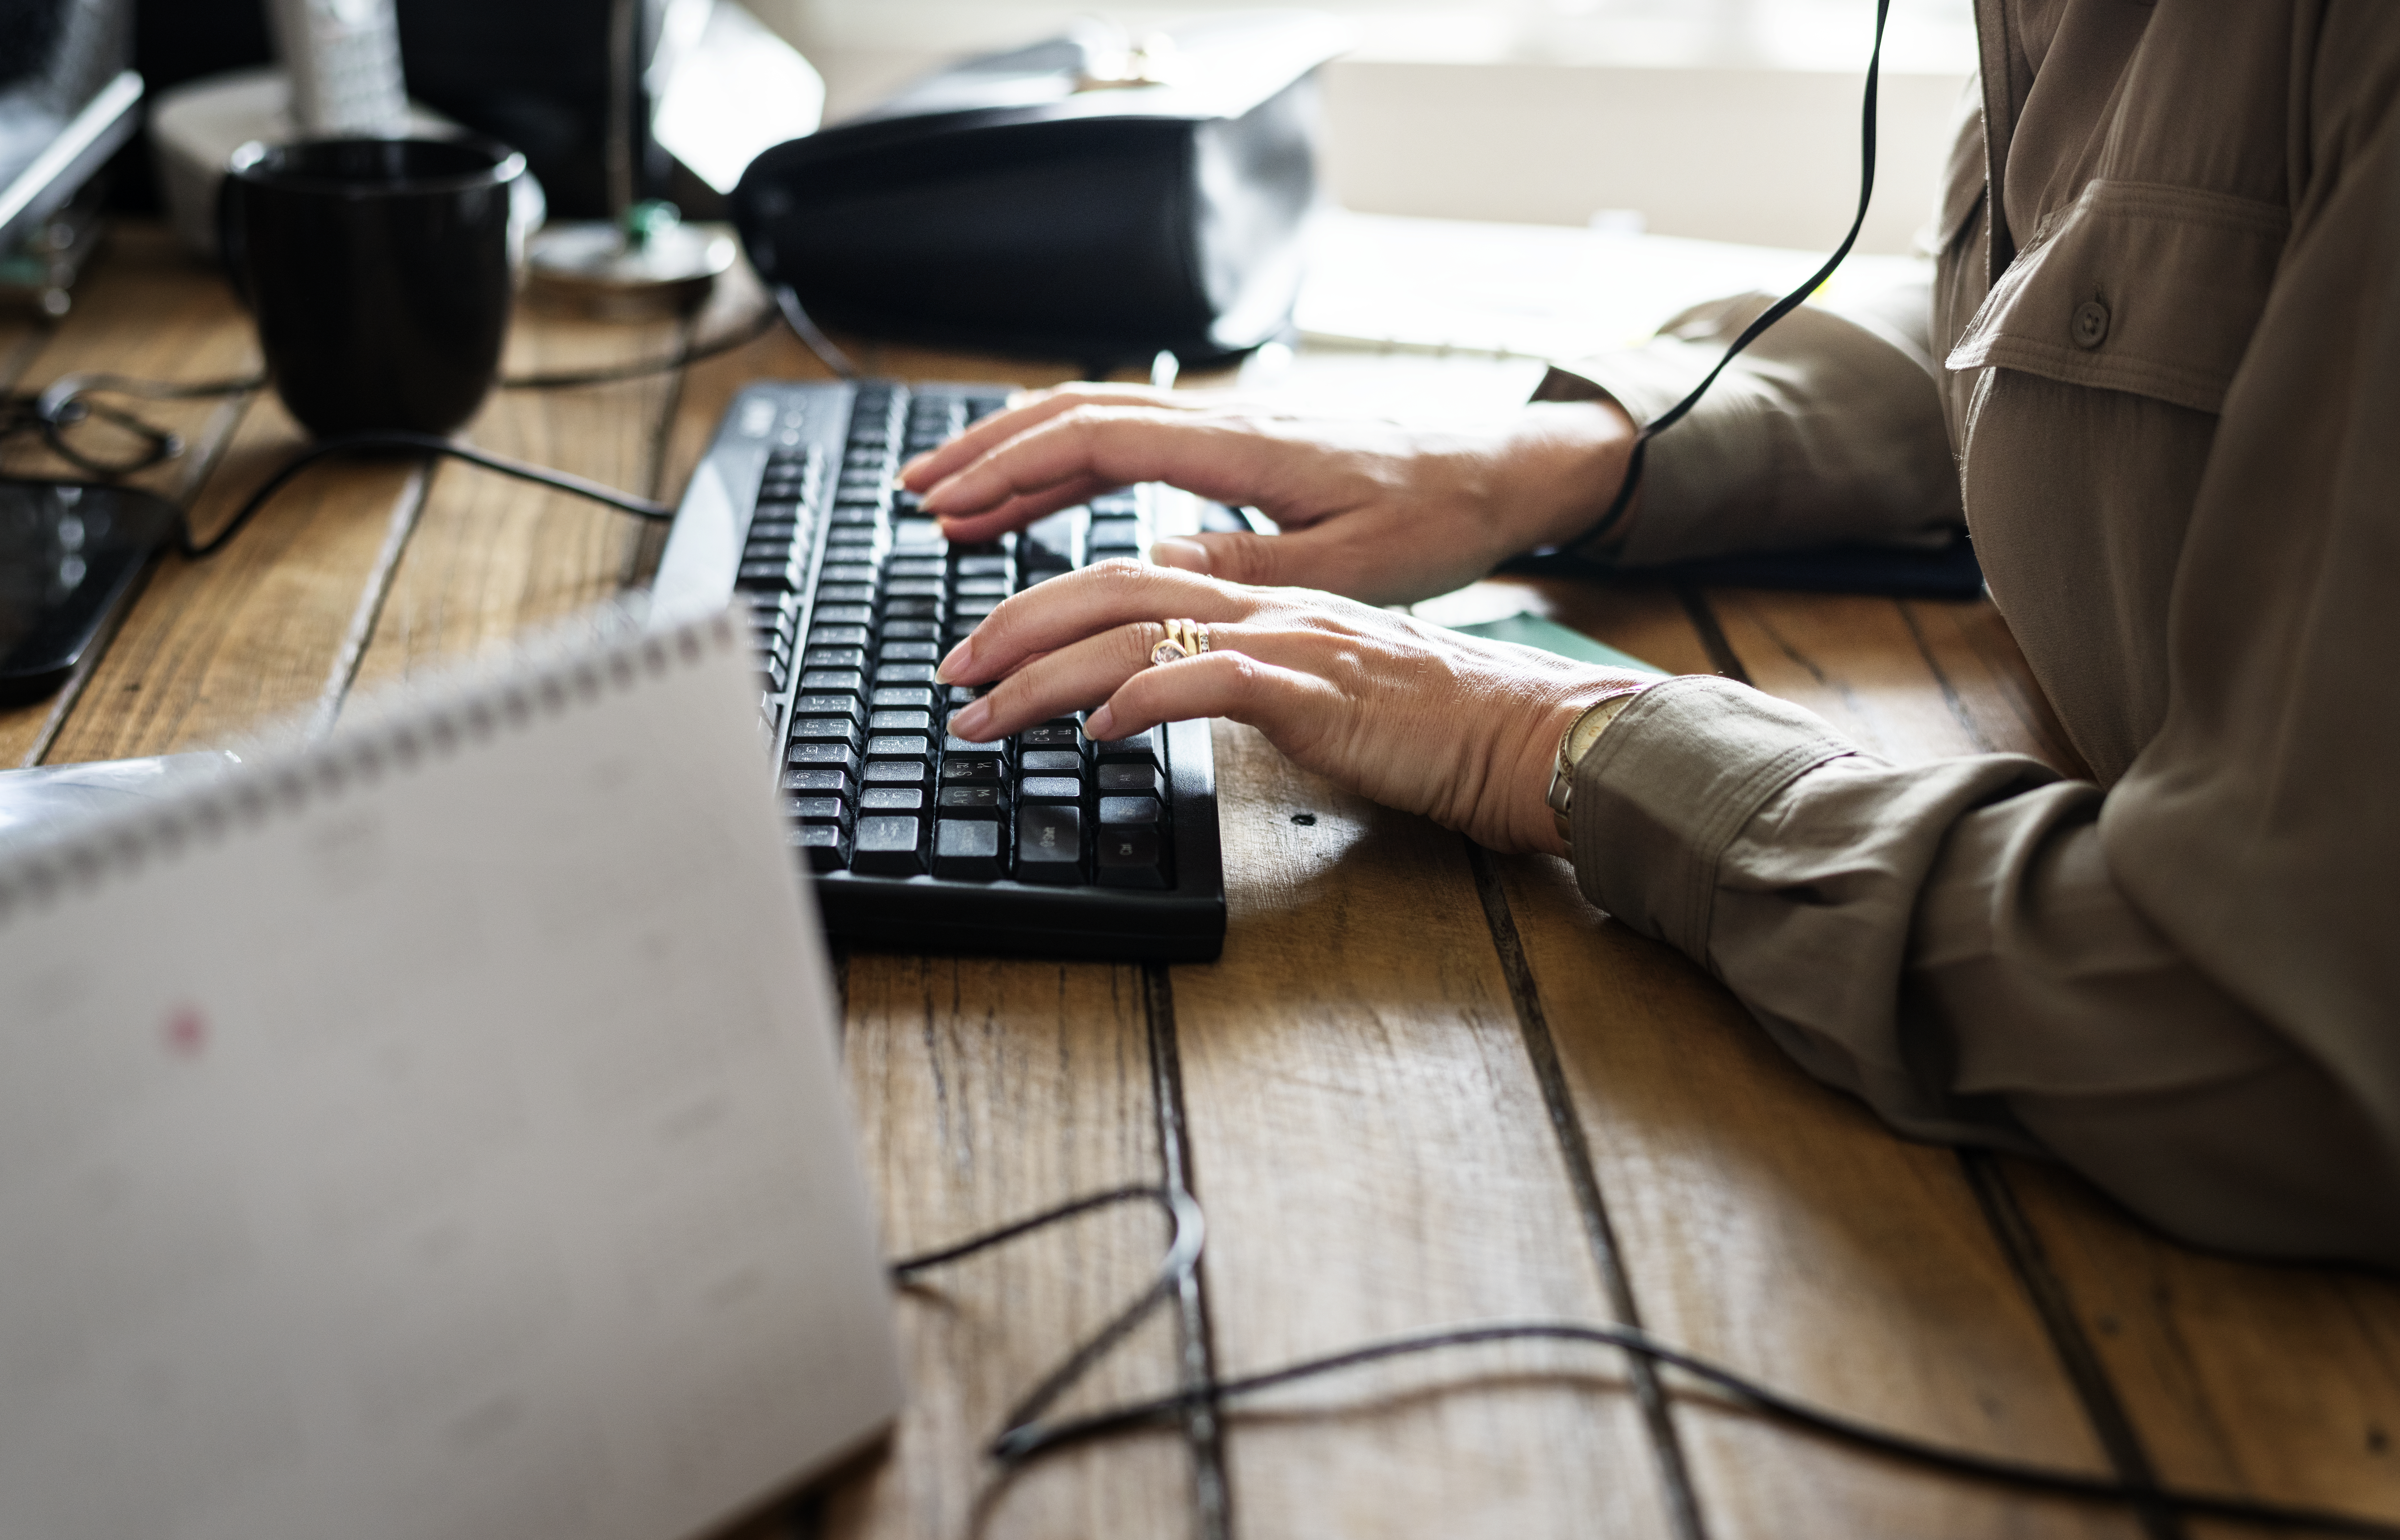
1944, 180, 2287, 415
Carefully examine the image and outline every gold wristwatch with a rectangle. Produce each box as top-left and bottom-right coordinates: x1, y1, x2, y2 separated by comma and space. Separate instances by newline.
1546, 689, 1646, 843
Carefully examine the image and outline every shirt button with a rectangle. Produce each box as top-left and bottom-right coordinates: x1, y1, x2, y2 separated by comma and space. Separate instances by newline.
2073, 299, 2111, 349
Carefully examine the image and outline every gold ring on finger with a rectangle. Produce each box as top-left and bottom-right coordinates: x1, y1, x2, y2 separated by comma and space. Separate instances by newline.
1151, 617, 1207, 666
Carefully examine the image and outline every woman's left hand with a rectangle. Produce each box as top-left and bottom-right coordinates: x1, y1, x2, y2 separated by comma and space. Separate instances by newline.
938, 562, 1654, 855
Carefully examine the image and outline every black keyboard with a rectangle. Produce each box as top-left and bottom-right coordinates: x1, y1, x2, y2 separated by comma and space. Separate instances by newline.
652, 380, 1226, 961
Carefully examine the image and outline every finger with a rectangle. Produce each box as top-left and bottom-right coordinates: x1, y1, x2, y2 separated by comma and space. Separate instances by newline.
1148, 522, 1380, 595
896, 384, 1205, 489
933, 474, 1117, 544
938, 561, 1252, 685
918, 407, 1309, 523
947, 618, 1182, 740
1082, 651, 1339, 749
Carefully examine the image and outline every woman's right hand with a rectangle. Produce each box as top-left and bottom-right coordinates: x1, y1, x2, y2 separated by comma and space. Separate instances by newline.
896, 385, 1640, 607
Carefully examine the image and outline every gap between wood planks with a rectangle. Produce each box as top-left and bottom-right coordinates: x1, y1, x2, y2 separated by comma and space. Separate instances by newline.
1463, 841, 1711, 1540
1668, 583, 2182, 1535
1144, 963, 1233, 1540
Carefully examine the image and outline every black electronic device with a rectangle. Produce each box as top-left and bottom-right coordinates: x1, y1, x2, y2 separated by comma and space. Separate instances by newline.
651, 380, 1226, 962
0, 478, 178, 701
733, 15, 1349, 367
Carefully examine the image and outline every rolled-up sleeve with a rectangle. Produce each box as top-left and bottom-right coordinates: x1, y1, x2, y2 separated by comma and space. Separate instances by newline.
1570, 680, 2400, 1267
1532, 280, 1965, 565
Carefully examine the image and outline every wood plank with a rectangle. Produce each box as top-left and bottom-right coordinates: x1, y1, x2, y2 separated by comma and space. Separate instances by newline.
343, 305, 685, 696
1494, 853, 2138, 1538
1167, 722, 1675, 1540
1480, 581, 2136, 1537
2005, 1165, 2400, 1535
816, 955, 1197, 1540
1688, 583, 2400, 1532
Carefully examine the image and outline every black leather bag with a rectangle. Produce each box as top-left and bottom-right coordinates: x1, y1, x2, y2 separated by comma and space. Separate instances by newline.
732, 15, 1348, 366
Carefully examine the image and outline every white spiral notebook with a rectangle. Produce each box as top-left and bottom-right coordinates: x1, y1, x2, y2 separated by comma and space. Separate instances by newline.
0, 609, 903, 1540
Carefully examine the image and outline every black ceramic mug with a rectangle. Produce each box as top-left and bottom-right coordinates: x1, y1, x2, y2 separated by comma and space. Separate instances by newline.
221, 137, 526, 439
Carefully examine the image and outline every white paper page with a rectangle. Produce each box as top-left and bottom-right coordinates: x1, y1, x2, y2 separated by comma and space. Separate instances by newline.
0, 611, 901, 1540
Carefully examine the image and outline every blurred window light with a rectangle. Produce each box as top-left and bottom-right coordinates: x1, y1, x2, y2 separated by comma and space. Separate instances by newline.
779, 0, 1977, 75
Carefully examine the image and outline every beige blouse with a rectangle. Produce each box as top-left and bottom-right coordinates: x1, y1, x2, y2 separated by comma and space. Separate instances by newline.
1538, 0, 2400, 1264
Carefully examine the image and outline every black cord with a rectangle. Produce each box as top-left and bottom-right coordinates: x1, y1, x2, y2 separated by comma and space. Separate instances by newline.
773, 284, 860, 381
498, 302, 782, 390
901, 1188, 2400, 1538
1563, 0, 1891, 556
1, 371, 264, 475
179, 432, 670, 561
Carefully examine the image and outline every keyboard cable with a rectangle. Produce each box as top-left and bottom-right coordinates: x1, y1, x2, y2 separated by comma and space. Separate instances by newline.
4, 288, 860, 559
892, 1186, 2400, 1539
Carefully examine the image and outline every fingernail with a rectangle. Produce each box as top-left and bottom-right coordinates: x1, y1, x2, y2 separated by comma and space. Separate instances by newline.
950, 700, 991, 739
935, 636, 974, 683
1085, 705, 1117, 740
1152, 537, 1210, 573
896, 450, 928, 480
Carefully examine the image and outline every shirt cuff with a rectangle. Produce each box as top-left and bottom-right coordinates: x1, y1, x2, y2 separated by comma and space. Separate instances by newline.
1568, 674, 1856, 961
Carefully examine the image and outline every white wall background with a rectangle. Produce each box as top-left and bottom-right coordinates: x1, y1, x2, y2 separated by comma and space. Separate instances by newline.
749, 1, 1976, 255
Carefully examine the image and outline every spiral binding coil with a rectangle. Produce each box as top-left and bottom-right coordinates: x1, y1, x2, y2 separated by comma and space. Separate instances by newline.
0, 607, 745, 927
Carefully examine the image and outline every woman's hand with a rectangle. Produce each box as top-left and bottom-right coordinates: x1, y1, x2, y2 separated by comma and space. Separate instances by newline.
938, 562, 1655, 855
897, 385, 1640, 607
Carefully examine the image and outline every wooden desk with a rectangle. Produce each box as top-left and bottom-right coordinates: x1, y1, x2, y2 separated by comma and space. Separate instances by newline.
7, 228, 2396, 1540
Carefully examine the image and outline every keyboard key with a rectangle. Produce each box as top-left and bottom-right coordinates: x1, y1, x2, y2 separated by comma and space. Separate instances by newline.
737, 560, 797, 588
884, 598, 945, 621
790, 716, 861, 747
1087, 520, 1143, 554
803, 647, 866, 671
872, 686, 939, 711
869, 709, 933, 732
816, 582, 876, 604
788, 741, 861, 773
819, 562, 880, 584
800, 669, 864, 696
883, 619, 941, 641
951, 598, 1001, 621
866, 734, 933, 761
1019, 775, 1082, 802
938, 784, 1007, 817
875, 662, 938, 686
886, 578, 945, 599
1020, 749, 1084, 774
796, 693, 864, 722
953, 576, 1011, 599
865, 759, 929, 785
1095, 825, 1168, 889
933, 819, 1006, 881
887, 556, 947, 578
787, 796, 851, 828
956, 553, 1013, 577
944, 734, 1006, 756
1015, 804, 1082, 884
791, 823, 850, 872
852, 815, 926, 876
782, 766, 852, 796
879, 640, 940, 663
1093, 729, 1162, 765
809, 625, 870, 648
941, 757, 1005, 785
861, 786, 925, 812
814, 604, 874, 626
1097, 762, 1164, 797
1099, 795, 1162, 826
1020, 724, 1082, 751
